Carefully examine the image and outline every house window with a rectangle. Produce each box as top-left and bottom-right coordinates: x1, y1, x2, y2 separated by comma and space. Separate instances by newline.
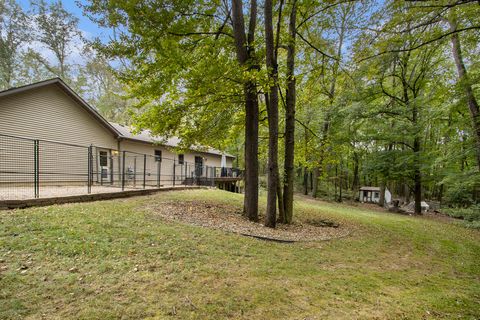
155, 150, 162, 162
178, 154, 184, 165
374, 192, 379, 198
99, 151, 108, 167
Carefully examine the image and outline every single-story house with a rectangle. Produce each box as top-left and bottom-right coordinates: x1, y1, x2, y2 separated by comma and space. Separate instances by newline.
0, 78, 234, 186
359, 186, 392, 204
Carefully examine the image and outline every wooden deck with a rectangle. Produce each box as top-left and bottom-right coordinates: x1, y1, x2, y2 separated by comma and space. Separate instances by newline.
183, 176, 242, 193
213, 177, 242, 182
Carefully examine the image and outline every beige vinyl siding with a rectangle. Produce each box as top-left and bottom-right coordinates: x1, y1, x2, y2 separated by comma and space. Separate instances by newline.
0, 85, 117, 184
119, 140, 230, 184
0, 83, 234, 186
0, 85, 117, 149
0, 135, 36, 184
119, 140, 177, 186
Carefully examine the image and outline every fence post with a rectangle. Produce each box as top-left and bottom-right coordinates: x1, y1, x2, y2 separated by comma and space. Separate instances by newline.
143, 154, 146, 189
34, 140, 39, 198
173, 159, 176, 186
212, 166, 215, 187
206, 166, 208, 186
109, 153, 114, 185
87, 145, 92, 194
122, 151, 126, 191
133, 156, 137, 188
157, 159, 161, 188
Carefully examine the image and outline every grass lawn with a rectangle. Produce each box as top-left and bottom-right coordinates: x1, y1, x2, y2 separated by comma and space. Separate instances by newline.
1, 189, 479, 319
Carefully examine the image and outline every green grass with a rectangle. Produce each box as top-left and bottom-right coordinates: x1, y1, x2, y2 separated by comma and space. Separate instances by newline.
1, 189, 479, 319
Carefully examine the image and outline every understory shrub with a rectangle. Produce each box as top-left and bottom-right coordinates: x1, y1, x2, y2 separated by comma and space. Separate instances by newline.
442, 205, 480, 229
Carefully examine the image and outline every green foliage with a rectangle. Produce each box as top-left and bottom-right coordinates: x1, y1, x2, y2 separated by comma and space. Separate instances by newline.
298, 0, 480, 204
443, 205, 480, 221
443, 205, 480, 229
83, 0, 249, 151
0, 0, 29, 89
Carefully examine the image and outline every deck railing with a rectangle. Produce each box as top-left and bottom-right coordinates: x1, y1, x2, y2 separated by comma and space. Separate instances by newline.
0, 133, 241, 200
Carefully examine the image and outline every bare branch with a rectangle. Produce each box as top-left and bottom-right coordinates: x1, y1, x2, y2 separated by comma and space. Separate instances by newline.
357, 25, 480, 62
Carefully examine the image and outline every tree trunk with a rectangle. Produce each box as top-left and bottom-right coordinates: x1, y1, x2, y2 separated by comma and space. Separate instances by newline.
378, 180, 385, 207
338, 165, 343, 202
283, 0, 297, 225
404, 183, 410, 204
351, 152, 359, 191
412, 95, 422, 214
264, 0, 278, 228
276, 172, 285, 223
413, 135, 422, 214
448, 19, 480, 171
303, 167, 308, 195
232, 0, 259, 222
312, 167, 319, 198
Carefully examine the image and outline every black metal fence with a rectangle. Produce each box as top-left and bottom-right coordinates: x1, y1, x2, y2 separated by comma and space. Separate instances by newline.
0, 133, 241, 200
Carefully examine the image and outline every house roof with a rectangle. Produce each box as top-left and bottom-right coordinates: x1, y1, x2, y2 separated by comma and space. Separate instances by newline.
0, 78, 234, 158
111, 122, 235, 158
359, 186, 381, 191
0, 78, 121, 137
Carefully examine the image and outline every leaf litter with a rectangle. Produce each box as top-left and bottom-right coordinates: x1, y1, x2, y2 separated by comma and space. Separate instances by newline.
145, 200, 350, 242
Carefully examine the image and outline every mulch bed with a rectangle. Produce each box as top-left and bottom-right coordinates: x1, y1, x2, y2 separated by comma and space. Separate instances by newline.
145, 200, 350, 242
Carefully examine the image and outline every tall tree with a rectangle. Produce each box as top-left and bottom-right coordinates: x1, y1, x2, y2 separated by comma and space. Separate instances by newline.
0, 0, 29, 89
283, 0, 296, 224
231, 0, 260, 222
84, 0, 261, 221
447, 18, 480, 171
30, 0, 83, 79
264, 0, 279, 227
81, 51, 131, 123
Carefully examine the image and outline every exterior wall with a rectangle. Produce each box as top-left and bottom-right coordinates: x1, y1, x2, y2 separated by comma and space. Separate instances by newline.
359, 190, 379, 203
359, 189, 392, 204
0, 85, 117, 184
118, 140, 233, 186
119, 140, 176, 186
0, 84, 234, 187
0, 85, 117, 148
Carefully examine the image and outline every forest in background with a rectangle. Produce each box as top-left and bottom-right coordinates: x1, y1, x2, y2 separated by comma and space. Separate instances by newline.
1, 0, 479, 227
0, 0, 131, 122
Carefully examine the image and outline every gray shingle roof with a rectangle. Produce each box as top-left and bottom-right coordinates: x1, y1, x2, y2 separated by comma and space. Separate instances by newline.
110, 122, 235, 158
0, 78, 235, 159
359, 186, 381, 191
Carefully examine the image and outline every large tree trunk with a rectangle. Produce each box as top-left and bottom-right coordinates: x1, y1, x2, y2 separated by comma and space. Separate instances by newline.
283, 0, 297, 224
264, 0, 278, 228
448, 19, 480, 171
232, 0, 259, 222
412, 98, 422, 214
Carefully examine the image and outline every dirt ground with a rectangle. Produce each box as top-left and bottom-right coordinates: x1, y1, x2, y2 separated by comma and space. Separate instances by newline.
145, 200, 350, 242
